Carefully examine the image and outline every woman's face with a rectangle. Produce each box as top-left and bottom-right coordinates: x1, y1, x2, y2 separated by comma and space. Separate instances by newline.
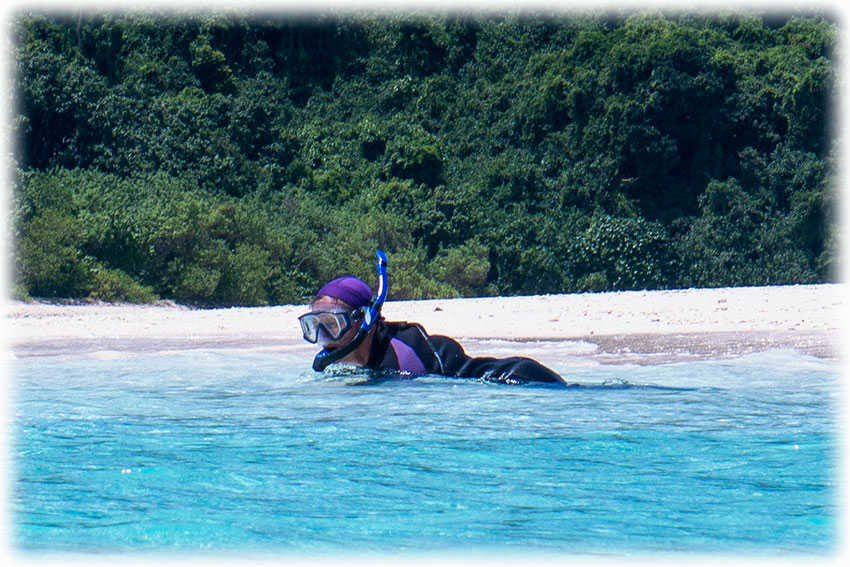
310, 296, 361, 348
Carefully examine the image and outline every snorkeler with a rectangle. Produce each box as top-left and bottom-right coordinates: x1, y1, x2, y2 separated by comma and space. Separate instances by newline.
298, 251, 565, 384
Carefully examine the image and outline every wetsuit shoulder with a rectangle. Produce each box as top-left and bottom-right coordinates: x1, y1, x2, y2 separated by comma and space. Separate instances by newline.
387, 322, 448, 374
377, 322, 473, 375
367, 321, 433, 374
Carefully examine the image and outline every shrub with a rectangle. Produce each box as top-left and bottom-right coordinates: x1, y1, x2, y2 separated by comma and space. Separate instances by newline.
573, 214, 673, 291
431, 240, 493, 297
88, 265, 158, 303
16, 209, 90, 297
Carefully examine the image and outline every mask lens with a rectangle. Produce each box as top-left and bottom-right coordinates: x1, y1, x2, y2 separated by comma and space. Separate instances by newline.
319, 312, 346, 339
298, 314, 321, 343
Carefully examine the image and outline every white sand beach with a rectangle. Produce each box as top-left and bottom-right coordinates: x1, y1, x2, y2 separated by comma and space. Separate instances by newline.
4, 283, 846, 364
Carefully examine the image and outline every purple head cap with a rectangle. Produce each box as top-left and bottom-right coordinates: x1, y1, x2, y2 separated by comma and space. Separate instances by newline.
316, 276, 373, 309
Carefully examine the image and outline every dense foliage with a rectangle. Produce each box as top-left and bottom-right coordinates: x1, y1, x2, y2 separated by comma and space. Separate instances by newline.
9, 9, 840, 305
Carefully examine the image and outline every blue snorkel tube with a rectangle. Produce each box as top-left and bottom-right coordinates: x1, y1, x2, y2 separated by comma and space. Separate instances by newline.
312, 250, 389, 372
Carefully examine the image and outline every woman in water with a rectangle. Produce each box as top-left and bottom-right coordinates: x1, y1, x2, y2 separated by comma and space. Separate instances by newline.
299, 263, 565, 384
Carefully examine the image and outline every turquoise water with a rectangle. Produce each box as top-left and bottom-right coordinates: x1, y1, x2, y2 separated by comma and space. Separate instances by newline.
9, 345, 840, 557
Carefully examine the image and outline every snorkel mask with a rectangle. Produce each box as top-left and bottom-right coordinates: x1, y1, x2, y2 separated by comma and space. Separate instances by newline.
309, 250, 388, 372
299, 308, 365, 345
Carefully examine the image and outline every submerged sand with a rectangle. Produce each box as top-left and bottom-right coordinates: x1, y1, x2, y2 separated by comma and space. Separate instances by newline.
4, 284, 845, 365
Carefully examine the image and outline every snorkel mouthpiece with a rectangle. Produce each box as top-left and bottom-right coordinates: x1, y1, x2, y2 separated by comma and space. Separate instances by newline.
312, 251, 388, 372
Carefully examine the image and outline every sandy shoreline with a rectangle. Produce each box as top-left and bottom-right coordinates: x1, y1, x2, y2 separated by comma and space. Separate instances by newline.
4, 283, 846, 365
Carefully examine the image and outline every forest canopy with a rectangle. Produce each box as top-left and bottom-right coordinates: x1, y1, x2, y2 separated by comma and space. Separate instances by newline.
8, 8, 841, 305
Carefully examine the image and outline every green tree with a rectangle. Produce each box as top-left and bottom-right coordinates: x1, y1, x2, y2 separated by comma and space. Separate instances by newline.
10, 11, 840, 304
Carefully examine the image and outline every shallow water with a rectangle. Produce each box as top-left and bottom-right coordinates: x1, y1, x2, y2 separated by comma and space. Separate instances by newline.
9, 344, 840, 557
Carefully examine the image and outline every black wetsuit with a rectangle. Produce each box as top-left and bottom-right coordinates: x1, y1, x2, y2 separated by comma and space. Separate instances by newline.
365, 320, 565, 384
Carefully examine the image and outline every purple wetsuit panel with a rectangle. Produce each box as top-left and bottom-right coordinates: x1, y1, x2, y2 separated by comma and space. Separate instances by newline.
390, 337, 426, 374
